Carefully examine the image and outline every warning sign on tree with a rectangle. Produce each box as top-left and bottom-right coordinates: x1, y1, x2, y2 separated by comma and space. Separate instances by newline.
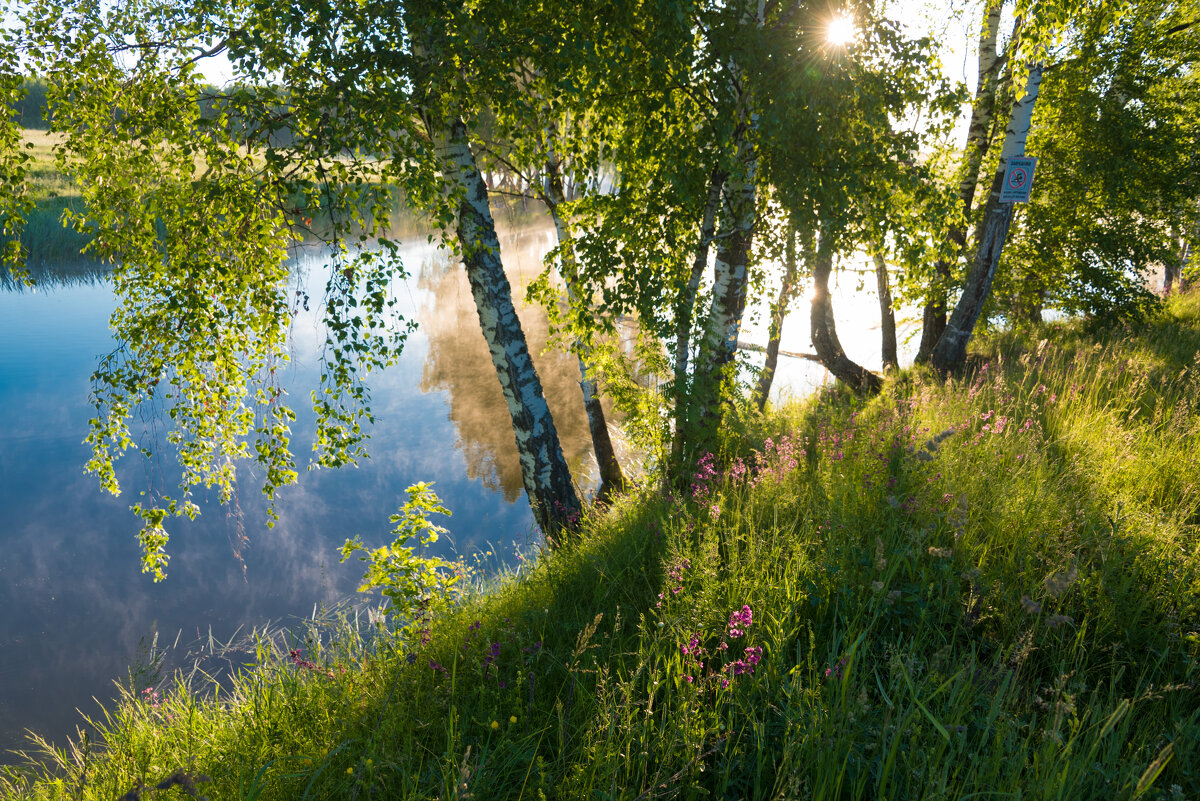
999, 156, 1038, 203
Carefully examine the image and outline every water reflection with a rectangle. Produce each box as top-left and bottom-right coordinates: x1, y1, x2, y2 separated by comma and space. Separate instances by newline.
0, 224, 907, 762
0, 258, 111, 290
0, 224, 595, 761
416, 226, 600, 501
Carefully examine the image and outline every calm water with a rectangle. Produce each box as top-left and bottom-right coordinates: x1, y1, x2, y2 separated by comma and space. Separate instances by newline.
0, 220, 910, 759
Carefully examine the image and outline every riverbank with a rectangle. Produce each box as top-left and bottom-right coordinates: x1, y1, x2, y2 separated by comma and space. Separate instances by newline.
1, 130, 89, 268
5, 128, 556, 276
3, 292, 1197, 799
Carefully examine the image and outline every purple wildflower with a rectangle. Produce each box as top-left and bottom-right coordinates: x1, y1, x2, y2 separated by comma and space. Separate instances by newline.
727, 605, 753, 638
289, 649, 318, 671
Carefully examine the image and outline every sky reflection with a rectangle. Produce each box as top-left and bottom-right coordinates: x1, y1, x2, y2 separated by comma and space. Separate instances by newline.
0, 225, 584, 760
0, 222, 913, 760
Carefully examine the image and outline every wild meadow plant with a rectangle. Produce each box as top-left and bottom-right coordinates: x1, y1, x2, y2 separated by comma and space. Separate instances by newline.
3, 295, 1200, 799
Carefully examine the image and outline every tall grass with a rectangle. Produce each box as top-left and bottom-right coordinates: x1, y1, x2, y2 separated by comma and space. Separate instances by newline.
1, 130, 95, 272
3, 295, 1199, 800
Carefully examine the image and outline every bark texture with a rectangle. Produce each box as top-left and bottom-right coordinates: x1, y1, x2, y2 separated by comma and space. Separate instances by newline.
434, 116, 582, 536
543, 145, 626, 502
873, 249, 899, 372
810, 234, 883, 394
697, 127, 757, 383
672, 167, 725, 461
694, 0, 763, 423
916, 1, 1007, 363
932, 62, 1044, 371
755, 220, 801, 411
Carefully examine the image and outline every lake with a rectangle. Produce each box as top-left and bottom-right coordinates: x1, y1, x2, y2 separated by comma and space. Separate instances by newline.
0, 217, 913, 760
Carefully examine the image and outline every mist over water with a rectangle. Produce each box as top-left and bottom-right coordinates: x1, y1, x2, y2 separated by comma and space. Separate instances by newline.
0, 220, 907, 760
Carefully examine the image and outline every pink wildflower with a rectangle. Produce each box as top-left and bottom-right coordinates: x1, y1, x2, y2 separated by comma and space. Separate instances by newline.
727, 605, 753, 638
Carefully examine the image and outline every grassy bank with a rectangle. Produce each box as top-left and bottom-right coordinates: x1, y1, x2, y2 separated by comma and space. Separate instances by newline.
1, 130, 93, 268
3, 296, 1200, 799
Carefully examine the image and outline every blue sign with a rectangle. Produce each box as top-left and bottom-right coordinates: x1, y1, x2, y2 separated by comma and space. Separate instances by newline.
1000, 156, 1038, 203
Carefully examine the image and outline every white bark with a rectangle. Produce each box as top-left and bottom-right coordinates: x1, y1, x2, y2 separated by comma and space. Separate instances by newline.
997, 63, 1042, 162
933, 61, 1044, 369
695, 0, 764, 399
959, 1, 1006, 203
917, 1, 1008, 363
431, 116, 582, 534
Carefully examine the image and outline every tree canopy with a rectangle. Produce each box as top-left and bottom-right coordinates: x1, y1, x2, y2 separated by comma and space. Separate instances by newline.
1, 0, 1198, 574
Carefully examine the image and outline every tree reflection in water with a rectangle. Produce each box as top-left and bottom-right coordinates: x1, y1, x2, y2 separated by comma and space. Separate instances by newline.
2, 225, 623, 506
416, 224, 604, 502
1, 257, 111, 290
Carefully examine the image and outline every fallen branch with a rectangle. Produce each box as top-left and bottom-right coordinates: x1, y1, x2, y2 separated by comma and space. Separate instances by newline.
736, 340, 822, 362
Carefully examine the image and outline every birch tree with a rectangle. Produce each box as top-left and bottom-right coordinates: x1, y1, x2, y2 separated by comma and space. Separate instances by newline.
418, 109, 583, 534
915, 0, 1011, 363
404, 4, 585, 532
674, 167, 726, 454
448, 11, 634, 501
758, 2, 958, 394
873, 248, 900, 371
540, 135, 626, 500
15, 0, 593, 574
693, 0, 765, 422
527, 0, 762, 465
931, 60, 1044, 369
920, 0, 1167, 367
998, 0, 1200, 320
754, 212, 806, 410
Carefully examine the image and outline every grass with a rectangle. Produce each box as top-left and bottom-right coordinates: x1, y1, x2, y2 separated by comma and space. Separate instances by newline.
1, 130, 94, 270
3, 308, 1200, 798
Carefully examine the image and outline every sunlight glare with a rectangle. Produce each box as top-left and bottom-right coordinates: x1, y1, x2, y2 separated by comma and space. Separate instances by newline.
826, 13, 856, 46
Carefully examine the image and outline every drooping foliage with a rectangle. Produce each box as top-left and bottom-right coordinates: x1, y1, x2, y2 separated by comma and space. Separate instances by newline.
3, 0, 1200, 573
21, 0, 413, 576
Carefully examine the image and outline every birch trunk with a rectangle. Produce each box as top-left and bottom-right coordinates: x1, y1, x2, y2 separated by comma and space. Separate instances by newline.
672, 166, 725, 461
755, 219, 801, 411
542, 144, 626, 502
1168, 206, 1200, 292
696, 131, 757, 385
810, 233, 882, 394
873, 248, 899, 372
1169, 239, 1193, 293
1184, 240, 1196, 292
693, 0, 764, 424
916, 1, 1006, 363
931, 62, 1044, 370
431, 116, 582, 536
1164, 253, 1181, 294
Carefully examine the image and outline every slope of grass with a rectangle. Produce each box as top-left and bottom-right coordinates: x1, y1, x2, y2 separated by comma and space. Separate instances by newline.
3, 294, 1199, 800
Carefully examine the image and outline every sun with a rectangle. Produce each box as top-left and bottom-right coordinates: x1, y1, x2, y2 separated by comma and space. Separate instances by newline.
826, 13, 856, 46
